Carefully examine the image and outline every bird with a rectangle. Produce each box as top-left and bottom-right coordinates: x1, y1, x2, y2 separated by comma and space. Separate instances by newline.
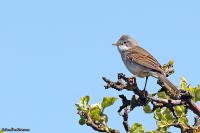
112, 35, 179, 94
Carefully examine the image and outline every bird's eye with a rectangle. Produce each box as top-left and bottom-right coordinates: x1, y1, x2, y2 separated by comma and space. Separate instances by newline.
124, 41, 127, 44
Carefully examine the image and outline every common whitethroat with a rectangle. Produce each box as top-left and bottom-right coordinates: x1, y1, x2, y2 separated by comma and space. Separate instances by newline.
112, 35, 179, 93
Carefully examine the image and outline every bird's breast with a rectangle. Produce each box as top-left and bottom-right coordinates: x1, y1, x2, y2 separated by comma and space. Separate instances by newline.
121, 55, 151, 78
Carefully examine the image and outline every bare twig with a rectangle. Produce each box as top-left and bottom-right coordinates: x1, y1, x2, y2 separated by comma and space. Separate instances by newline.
122, 108, 130, 132
118, 95, 130, 113
170, 122, 185, 131
193, 116, 200, 129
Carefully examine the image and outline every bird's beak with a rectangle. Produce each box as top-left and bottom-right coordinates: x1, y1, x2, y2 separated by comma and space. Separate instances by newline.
112, 43, 120, 46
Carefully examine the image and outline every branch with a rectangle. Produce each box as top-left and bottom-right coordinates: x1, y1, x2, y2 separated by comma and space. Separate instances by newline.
170, 122, 185, 131
150, 97, 182, 119
103, 73, 200, 117
188, 100, 200, 117
193, 116, 200, 129
102, 72, 200, 132
122, 108, 131, 132
86, 114, 120, 133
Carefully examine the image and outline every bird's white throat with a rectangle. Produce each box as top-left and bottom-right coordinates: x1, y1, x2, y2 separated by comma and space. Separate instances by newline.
117, 45, 130, 53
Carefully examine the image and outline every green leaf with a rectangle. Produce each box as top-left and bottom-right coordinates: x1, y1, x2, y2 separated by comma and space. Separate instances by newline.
90, 108, 101, 121
198, 84, 200, 89
168, 60, 174, 66
80, 95, 90, 106
79, 118, 86, 125
151, 93, 157, 97
75, 103, 81, 108
162, 113, 175, 125
154, 108, 165, 121
195, 89, 200, 102
157, 91, 169, 99
187, 87, 196, 102
180, 77, 187, 90
156, 121, 168, 128
176, 105, 185, 113
101, 97, 118, 110
156, 127, 169, 132
75, 103, 84, 111
176, 105, 185, 116
143, 105, 152, 113
131, 123, 145, 133
179, 114, 188, 126
189, 87, 195, 94
154, 112, 162, 121
176, 111, 182, 116
164, 108, 171, 114
80, 115, 84, 119
79, 115, 86, 125
156, 127, 170, 132
165, 113, 175, 122
76, 95, 91, 111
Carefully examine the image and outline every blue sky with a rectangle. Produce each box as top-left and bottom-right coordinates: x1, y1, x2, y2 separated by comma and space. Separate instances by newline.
0, 1, 200, 133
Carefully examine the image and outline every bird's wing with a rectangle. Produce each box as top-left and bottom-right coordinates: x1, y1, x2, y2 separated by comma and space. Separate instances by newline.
126, 46, 163, 73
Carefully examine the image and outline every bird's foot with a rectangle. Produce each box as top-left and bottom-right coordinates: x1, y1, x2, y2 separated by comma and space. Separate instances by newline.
128, 77, 135, 85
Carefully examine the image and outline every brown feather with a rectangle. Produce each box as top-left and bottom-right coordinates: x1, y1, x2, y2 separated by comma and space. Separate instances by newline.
126, 46, 163, 73
119, 35, 130, 40
157, 73, 180, 92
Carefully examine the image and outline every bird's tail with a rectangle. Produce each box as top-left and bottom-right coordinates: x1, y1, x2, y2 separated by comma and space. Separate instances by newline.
157, 73, 180, 92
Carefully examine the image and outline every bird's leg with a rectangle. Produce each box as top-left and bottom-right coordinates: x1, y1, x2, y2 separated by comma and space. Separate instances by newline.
128, 71, 144, 84
142, 76, 148, 97
129, 71, 144, 79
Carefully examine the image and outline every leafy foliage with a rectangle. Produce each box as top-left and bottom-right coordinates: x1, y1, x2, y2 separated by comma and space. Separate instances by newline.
102, 97, 118, 110
131, 123, 145, 133
75, 95, 118, 128
76, 66, 200, 133
157, 91, 169, 99
79, 115, 86, 125
143, 105, 152, 114
180, 77, 200, 103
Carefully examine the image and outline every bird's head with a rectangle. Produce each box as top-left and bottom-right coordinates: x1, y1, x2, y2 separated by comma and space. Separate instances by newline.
112, 35, 138, 52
